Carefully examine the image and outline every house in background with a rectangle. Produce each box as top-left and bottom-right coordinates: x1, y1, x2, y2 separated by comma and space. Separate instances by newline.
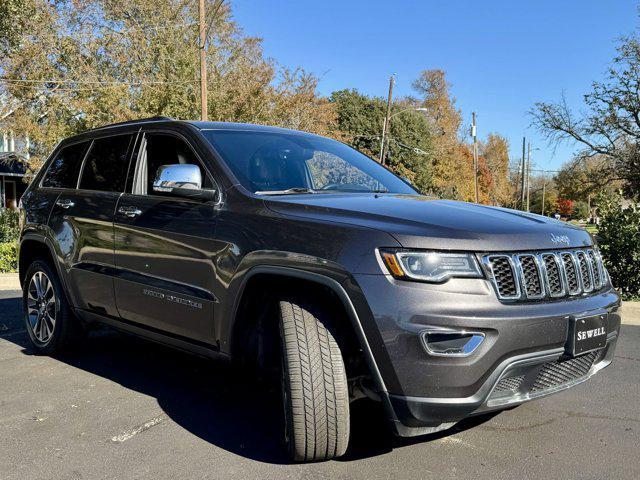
0, 129, 33, 210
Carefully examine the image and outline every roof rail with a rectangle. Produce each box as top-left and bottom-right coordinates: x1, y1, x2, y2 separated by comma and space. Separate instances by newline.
91, 116, 174, 131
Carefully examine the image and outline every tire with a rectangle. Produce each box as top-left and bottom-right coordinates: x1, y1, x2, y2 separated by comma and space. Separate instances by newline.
279, 299, 350, 462
22, 259, 83, 354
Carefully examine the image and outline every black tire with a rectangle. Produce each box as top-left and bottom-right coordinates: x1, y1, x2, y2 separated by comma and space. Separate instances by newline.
22, 259, 83, 354
279, 299, 350, 462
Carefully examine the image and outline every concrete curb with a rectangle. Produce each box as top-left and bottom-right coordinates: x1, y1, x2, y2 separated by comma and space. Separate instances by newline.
0, 273, 20, 290
621, 301, 640, 326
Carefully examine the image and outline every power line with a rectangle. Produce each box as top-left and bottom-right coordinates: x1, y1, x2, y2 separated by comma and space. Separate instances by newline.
0, 77, 197, 86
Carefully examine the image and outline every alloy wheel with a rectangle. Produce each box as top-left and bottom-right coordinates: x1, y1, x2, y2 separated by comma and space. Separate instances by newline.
26, 271, 57, 343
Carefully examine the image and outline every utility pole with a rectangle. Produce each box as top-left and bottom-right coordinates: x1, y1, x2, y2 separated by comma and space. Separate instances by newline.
471, 112, 479, 203
526, 142, 531, 212
541, 176, 547, 216
379, 74, 395, 165
198, 0, 208, 121
520, 137, 526, 210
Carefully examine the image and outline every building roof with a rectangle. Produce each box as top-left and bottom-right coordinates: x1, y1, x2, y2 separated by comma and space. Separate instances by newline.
0, 152, 32, 177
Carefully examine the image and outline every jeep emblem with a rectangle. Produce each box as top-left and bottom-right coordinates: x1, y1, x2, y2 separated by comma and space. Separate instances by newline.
550, 233, 570, 245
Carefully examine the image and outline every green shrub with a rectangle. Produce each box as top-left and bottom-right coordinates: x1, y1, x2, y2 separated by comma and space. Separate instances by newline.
0, 242, 18, 273
596, 194, 640, 300
0, 209, 20, 243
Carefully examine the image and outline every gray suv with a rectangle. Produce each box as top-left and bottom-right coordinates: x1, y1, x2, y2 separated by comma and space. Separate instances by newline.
18, 117, 621, 462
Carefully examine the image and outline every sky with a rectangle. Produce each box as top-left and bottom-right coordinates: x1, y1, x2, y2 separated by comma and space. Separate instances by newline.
231, 0, 639, 172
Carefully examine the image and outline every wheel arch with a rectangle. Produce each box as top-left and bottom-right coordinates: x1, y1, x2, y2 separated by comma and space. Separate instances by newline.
227, 265, 388, 395
19, 234, 64, 291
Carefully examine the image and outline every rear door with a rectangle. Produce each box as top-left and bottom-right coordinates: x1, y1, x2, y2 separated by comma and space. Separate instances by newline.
48, 133, 135, 317
113, 130, 221, 344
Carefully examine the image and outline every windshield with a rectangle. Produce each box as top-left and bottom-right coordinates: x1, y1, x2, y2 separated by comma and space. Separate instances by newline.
202, 129, 417, 195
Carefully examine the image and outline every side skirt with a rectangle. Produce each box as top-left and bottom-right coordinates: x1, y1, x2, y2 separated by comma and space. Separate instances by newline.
76, 308, 229, 362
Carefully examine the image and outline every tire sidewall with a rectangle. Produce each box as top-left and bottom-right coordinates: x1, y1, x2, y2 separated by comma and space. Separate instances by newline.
23, 260, 64, 354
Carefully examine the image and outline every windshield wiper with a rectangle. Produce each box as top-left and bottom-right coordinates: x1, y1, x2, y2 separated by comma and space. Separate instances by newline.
255, 187, 317, 195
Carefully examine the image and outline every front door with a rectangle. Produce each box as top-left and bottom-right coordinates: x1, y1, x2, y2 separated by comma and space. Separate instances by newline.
113, 131, 221, 344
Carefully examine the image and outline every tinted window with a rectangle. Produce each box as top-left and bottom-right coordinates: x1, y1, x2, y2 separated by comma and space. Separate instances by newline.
133, 133, 213, 195
79, 135, 133, 192
42, 142, 89, 188
202, 130, 416, 194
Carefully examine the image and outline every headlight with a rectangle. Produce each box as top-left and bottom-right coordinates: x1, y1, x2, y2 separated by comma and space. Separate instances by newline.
380, 249, 483, 283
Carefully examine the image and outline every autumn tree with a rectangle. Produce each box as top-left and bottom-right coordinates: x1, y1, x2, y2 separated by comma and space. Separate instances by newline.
0, 0, 335, 169
412, 69, 469, 198
329, 89, 434, 192
532, 33, 640, 196
480, 134, 512, 206
554, 155, 622, 203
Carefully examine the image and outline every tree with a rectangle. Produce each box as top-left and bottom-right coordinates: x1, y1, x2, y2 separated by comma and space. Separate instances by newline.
527, 174, 558, 216
329, 89, 434, 192
0, 0, 34, 56
0, 0, 335, 170
554, 155, 621, 203
412, 69, 467, 198
480, 133, 512, 205
557, 198, 574, 216
573, 201, 590, 220
531, 33, 640, 196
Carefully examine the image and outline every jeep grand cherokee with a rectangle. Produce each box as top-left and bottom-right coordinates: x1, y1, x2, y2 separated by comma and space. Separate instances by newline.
18, 117, 621, 462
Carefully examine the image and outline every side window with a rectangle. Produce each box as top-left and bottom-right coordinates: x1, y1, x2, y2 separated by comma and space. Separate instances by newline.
41, 142, 90, 188
79, 135, 133, 192
133, 133, 213, 195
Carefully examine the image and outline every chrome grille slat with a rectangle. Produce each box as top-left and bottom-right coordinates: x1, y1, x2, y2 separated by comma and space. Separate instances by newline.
541, 253, 565, 297
483, 248, 607, 302
576, 251, 594, 293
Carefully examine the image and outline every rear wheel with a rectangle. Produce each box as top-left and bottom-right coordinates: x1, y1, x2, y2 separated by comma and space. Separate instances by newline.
23, 260, 83, 354
279, 298, 350, 462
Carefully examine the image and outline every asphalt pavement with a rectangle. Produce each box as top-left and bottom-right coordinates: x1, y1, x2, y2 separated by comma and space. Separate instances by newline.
0, 287, 638, 480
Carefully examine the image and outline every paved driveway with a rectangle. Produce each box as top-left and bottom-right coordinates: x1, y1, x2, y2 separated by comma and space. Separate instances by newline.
0, 288, 639, 480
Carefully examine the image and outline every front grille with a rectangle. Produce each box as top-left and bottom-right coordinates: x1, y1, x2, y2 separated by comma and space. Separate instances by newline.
531, 351, 599, 392
542, 254, 563, 296
485, 248, 606, 302
576, 251, 593, 292
561, 253, 580, 294
489, 256, 519, 299
587, 250, 602, 287
519, 255, 543, 298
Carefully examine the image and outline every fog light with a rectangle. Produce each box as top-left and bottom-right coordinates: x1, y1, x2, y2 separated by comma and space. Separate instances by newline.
421, 329, 485, 357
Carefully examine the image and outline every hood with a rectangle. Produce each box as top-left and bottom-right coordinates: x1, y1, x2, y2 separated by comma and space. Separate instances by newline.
264, 193, 593, 252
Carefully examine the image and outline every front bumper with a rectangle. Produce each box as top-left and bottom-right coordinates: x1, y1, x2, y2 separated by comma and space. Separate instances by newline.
350, 273, 621, 436
389, 333, 617, 436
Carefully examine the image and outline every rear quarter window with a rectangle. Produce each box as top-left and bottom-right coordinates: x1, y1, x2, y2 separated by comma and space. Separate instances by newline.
41, 141, 90, 189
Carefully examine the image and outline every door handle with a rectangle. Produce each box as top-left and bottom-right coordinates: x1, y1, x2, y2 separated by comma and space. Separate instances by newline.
117, 206, 142, 218
56, 199, 75, 209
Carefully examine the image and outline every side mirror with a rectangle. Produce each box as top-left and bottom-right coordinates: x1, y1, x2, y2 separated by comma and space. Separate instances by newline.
153, 164, 217, 201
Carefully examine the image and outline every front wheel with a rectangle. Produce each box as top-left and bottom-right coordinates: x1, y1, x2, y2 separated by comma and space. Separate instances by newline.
279, 299, 350, 462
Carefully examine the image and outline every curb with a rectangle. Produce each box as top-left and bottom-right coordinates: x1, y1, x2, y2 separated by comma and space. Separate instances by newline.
0, 273, 20, 290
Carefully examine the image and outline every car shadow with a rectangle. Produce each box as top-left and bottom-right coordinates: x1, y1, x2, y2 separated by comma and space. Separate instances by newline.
0, 295, 498, 464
